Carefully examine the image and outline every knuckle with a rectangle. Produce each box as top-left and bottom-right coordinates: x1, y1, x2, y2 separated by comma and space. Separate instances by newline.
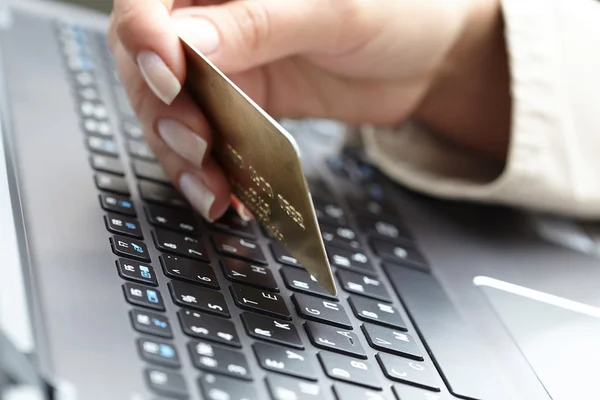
229, 1, 272, 54
114, 4, 146, 46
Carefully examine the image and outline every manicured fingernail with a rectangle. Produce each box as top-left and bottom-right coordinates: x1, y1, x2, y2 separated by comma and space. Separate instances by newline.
179, 174, 215, 221
175, 17, 220, 55
157, 119, 207, 168
137, 51, 181, 105
231, 195, 253, 222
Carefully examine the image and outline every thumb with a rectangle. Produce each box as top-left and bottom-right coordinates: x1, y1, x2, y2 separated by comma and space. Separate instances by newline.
172, 0, 364, 74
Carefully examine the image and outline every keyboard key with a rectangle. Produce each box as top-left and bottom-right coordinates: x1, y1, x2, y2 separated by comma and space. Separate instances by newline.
253, 342, 316, 380
393, 384, 451, 400
105, 213, 143, 239
83, 118, 112, 137
372, 240, 429, 271
145, 368, 188, 399
99, 193, 136, 216
123, 282, 165, 311
359, 214, 412, 241
110, 235, 150, 262
146, 204, 199, 234
80, 101, 108, 120
313, 200, 345, 225
169, 280, 229, 317
349, 197, 397, 217
333, 383, 387, 400
87, 136, 118, 156
137, 338, 180, 368
116, 258, 157, 286
270, 241, 302, 268
130, 309, 173, 338
213, 233, 266, 264
221, 257, 278, 291
231, 284, 291, 320
376, 353, 440, 391
188, 340, 252, 381
348, 296, 406, 330
211, 209, 256, 238
90, 154, 124, 175
327, 246, 374, 275
362, 324, 423, 361
241, 312, 303, 349
160, 255, 218, 289
318, 352, 381, 390
336, 270, 392, 302
320, 223, 361, 250
122, 119, 143, 139
95, 172, 130, 196
280, 267, 336, 300
304, 322, 366, 359
152, 229, 209, 262
139, 180, 189, 209
128, 139, 156, 161
292, 294, 351, 329
178, 309, 240, 347
267, 375, 328, 400
199, 373, 258, 400
133, 159, 170, 184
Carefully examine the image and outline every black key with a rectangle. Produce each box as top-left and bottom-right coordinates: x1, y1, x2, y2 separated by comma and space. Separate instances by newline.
319, 352, 381, 390
152, 229, 209, 262
123, 282, 165, 311
95, 172, 130, 196
231, 284, 291, 320
122, 119, 143, 139
280, 267, 336, 300
146, 204, 199, 234
133, 159, 170, 184
139, 180, 189, 209
304, 322, 366, 359
350, 196, 398, 217
137, 338, 180, 368
211, 209, 256, 238
169, 280, 229, 317
178, 309, 240, 347
376, 353, 440, 391
145, 368, 188, 399
82, 118, 112, 137
188, 340, 252, 381
99, 193, 136, 216
383, 264, 505, 400
270, 241, 302, 268
320, 223, 361, 250
241, 312, 303, 349
90, 154, 123, 175
128, 139, 156, 161
313, 200, 345, 225
221, 257, 278, 291
130, 309, 173, 338
372, 240, 429, 271
359, 214, 412, 241
292, 293, 351, 329
199, 373, 258, 400
393, 384, 452, 400
348, 296, 406, 330
337, 269, 392, 302
213, 233, 266, 264
267, 375, 328, 400
110, 235, 150, 261
327, 246, 374, 275
160, 255, 218, 289
116, 258, 157, 286
362, 324, 423, 361
253, 342, 316, 380
87, 136, 118, 156
105, 213, 143, 238
80, 101, 109, 120
333, 384, 387, 400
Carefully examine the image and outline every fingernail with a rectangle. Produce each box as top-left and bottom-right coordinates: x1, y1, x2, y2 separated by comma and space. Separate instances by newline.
231, 195, 254, 222
158, 119, 207, 168
179, 174, 215, 221
137, 51, 181, 105
175, 17, 220, 55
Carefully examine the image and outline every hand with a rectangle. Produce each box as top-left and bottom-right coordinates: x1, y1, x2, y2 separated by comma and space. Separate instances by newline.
108, 0, 509, 221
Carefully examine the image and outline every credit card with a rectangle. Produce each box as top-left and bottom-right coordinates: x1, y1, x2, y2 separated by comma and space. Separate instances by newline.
179, 36, 337, 296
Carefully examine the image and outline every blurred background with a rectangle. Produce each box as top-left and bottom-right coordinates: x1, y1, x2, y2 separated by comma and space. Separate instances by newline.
57, 0, 112, 13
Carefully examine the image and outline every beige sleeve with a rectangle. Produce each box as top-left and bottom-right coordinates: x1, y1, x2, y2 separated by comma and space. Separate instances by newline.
360, 0, 600, 220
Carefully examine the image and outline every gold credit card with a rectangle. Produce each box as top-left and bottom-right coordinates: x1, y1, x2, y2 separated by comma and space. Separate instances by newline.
180, 37, 337, 295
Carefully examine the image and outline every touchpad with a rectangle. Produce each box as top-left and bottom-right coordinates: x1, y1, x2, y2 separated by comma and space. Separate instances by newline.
476, 277, 600, 400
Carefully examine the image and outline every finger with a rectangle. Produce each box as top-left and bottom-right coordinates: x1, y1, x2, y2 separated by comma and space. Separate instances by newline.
110, 0, 184, 105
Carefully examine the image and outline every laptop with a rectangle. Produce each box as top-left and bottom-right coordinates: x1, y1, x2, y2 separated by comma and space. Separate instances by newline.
1, 1, 600, 399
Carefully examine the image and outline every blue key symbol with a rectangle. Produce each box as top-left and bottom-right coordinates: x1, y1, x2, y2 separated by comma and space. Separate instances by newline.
140, 265, 151, 279
152, 318, 167, 329
132, 243, 143, 253
159, 344, 175, 359
146, 290, 159, 304
119, 200, 132, 209
125, 222, 137, 230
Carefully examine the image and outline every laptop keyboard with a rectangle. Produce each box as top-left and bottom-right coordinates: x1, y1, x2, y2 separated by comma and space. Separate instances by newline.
52, 20, 476, 400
